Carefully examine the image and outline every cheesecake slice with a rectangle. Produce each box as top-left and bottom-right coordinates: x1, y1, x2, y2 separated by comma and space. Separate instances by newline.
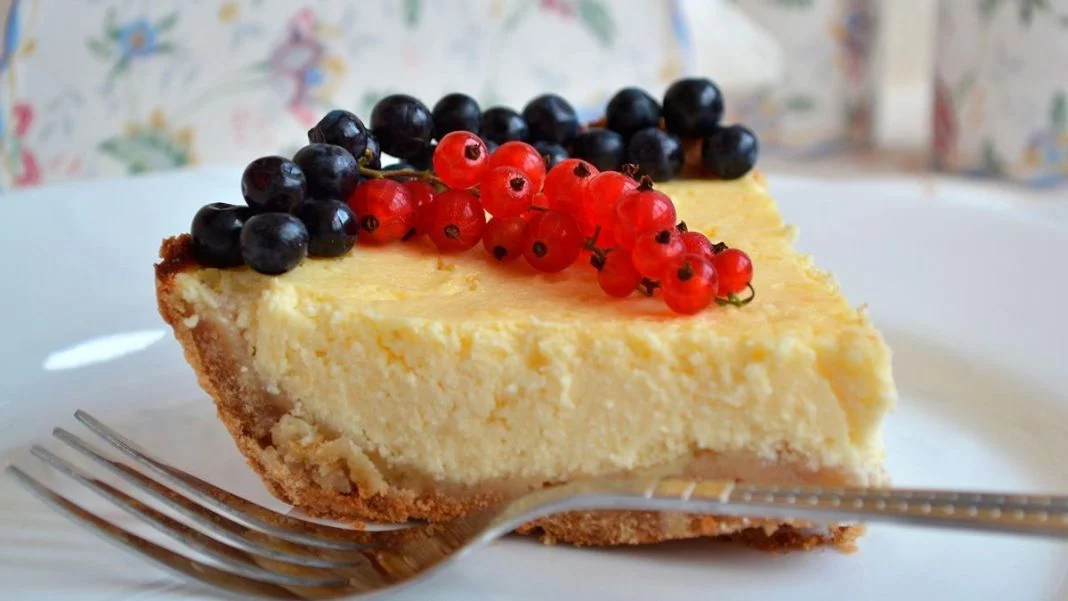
156, 175, 895, 550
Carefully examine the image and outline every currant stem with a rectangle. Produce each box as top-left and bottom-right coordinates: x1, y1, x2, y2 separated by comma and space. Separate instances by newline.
715, 283, 756, 307
359, 165, 445, 187
637, 277, 660, 297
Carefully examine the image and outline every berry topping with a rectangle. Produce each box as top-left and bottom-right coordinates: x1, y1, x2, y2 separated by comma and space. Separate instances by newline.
680, 230, 715, 260
307, 110, 372, 162
627, 127, 684, 182
712, 247, 753, 296
190, 202, 250, 268
487, 141, 547, 193
522, 94, 579, 144
402, 180, 437, 239
533, 141, 569, 169
592, 249, 643, 298
583, 170, 638, 246
406, 141, 436, 171
292, 143, 359, 200
434, 132, 489, 189
631, 228, 685, 280
370, 94, 434, 159
522, 210, 584, 273
424, 189, 486, 252
606, 87, 662, 140
480, 166, 535, 219
432, 93, 482, 139
482, 216, 528, 263
241, 156, 307, 213
570, 128, 625, 172
662, 254, 719, 315
483, 138, 500, 155
296, 199, 359, 257
613, 178, 677, 248
363, 134, 382, 169
662, 77, 724, 137
543, 158, 598, 218
349, 179, 416, 245
522, 192, 551, 220
480, 106, 529, 144
701, 125, 759, 180
240, 213, 309, 275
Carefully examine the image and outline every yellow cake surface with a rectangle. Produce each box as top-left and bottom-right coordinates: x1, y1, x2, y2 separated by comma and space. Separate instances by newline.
164, 175, 896, 507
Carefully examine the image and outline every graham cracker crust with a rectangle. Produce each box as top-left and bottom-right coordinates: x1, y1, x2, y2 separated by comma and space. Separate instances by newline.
156, 234, 862, 552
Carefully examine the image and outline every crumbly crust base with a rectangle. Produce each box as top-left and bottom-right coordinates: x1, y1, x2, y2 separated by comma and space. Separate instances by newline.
156, 234, 861, 551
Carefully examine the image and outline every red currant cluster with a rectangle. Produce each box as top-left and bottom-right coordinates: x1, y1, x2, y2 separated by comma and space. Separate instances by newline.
350, 131, 754, 315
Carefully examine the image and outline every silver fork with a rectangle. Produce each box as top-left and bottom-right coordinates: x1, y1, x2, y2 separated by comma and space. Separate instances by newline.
9, 410, 1068, 600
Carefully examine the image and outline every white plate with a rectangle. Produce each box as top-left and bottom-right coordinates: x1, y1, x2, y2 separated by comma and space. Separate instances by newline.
1, 168, 1067, 601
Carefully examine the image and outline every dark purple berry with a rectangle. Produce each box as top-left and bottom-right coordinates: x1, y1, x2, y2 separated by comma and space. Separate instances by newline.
432, 93, 481, 139
292, 144, 359, 200
307, 110, 371, 162
663, 78, 724, 137
363, 133, 382, 168
407, 141, 436, 171
569, 128, 624, 171
522, 94, 579, 144
370, 94, 434, 159
482, 138, 499, 154
240, 213, 308, 275
190, 202, 250, 268
479, 107, 528, 144
627, 127, 683, 182
296, 199, 358, 257
701, 125, 759, 180
240, 156, 306, 213
533, 141, 569, 169
606, 88, 661, 139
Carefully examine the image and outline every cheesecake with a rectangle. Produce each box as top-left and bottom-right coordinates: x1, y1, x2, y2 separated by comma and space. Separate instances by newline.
156, 175, 896, 550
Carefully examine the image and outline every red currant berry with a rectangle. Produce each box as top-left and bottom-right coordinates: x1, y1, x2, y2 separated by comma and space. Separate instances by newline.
522, 210, 584, 273
631, 228, 685, 280
424, 189, 486, 252
712, 248, 753, 296
583, 171, 638, 247
486, 141, 547, 192
680, 230, 715, 260
348, 179, 415, 245
592, 249, 643, 298
480, 166, 535, 219
662, 254, 719, 315
482, 216, 528, 263
521, 193, 550, 221
613, 178, 677, 249
543, 158, 598, 218
433, 131, 489, 189
402, 181, 436, 239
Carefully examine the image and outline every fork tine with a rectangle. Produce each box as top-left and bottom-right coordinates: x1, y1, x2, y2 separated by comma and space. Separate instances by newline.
74, 410, 386, 550
6, 466, 321, 600
53, 427, 383, 568
29, 445, 350, 589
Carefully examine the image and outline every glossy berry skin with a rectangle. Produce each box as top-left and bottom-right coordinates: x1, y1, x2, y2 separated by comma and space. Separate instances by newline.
702, 125, 759, 180
605, 87, 662, 139
363, 134, 382, 168
292, 144, 359, 200
712, 248, 753, 296
662, 254, 719, 315
403, 180, 437, 239
480, 166, 535, 219
533, 141, 569, 169
593, 249, 643, 298
543, 158, 598, 219
522, 94, 579, 144
295, 199, 358, 257
613, 184, 677, 249
191, 202, 251, 268
480, 107, 529, 144
348, 179, 416, 245
631, 229, 685, 280
424, 189, 486, 252
662, 77, 724, 137
570, 128, 625, 172
370, 94, 434, 159
482, 216, 528, 263
240, 213, 309, 275
482, 138, 499, 155
522, 210, 584, 273
680, 230, 715, 260
432, 93, 481, 139
583, 171, 638, 246
307, 110, 371, 163
627, 128, 684, 182
434, 132, 489, 189
406, 141, 436, 171
521, 192, 551, 221
486, 141, 547, 192
241, 156, 307, 213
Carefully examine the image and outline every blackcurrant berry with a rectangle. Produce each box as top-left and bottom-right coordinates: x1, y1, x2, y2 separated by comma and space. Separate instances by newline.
627, 127, 684, 182
370, 94, 434, 159
432, 93, 481, 139
533, 141, 569, 169
240, 213, 309, 275
307, 110, 371, 163
363, 133, 382, 168
701, 125, 759, 180
663, 77, 724, 137
569, 128, 624, 172
480, 107, 528, 144
293, 144, 360, 200
605, 87, 661, 139
407, 141, 437, 171
522, 94, 579, 144
296, 199, 358, 257
483, 138, 499, 154
240, 156, 306, 213
190, 202, 250, 268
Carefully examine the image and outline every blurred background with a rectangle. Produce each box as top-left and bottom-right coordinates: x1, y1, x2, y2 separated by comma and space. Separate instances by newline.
0, 0, 1064, 190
